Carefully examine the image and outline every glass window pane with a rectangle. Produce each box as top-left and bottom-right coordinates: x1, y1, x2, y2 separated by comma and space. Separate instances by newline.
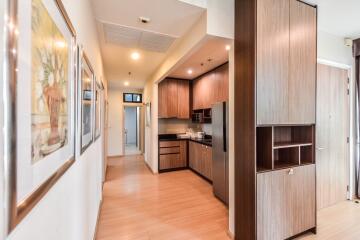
124, 93, 132, 102
133, 94, 141, 102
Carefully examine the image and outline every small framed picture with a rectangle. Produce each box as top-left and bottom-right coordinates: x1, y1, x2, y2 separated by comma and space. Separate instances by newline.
79, 49, 94, 154
94, 79, 102, 140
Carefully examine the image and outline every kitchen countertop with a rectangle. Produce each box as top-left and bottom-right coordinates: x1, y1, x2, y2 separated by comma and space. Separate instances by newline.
158, 134, 212, 147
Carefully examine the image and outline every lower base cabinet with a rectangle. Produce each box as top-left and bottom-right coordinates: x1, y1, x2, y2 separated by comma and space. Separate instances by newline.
159, 141, 187, 171
189, 141, 212, 181
257, 164, 316, 240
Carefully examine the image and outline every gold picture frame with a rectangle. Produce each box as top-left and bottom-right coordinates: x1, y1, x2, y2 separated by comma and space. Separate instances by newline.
3, 0, 77, 233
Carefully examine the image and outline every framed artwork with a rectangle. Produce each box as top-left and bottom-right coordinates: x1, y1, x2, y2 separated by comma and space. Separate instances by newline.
79, 49, 94, 153
3, 0, 77, 232
146, 102, 151, 127
94, 80, 102, 140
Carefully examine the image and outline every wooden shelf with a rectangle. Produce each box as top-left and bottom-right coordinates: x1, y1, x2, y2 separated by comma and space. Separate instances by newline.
256, 125, 315, 172
273, 142, 312, 149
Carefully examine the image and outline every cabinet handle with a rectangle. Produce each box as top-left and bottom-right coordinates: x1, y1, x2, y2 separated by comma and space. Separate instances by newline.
288, 168, 294, 175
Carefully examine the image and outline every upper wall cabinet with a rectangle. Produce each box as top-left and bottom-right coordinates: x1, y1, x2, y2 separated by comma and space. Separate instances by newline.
192, 63, 229, 110
158, 78, 190, 119
256, 0, 316, 125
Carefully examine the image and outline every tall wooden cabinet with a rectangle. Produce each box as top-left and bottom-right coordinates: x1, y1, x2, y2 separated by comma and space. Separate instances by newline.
235, 0, 317, 239
158, 78, 190, 119
256, 0, 316, 125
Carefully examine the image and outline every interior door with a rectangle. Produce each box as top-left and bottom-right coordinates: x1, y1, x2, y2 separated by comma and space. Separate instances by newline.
316, 63, 349, 210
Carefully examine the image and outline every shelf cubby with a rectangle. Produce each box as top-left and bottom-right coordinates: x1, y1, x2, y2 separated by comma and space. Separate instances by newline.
256, 127, 273, 172
256, 125, 315, 172
300, 145, 314, 165
274, 146, 300, 170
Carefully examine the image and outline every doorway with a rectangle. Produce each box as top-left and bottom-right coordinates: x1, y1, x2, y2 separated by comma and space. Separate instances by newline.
316, 62, 351, 210
124, 106, 141, 155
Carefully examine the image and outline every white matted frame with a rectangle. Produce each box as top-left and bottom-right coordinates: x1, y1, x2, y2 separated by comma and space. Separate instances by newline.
3, 0, 77, 233
94, 79, 102, 141
78, 48, 95, 154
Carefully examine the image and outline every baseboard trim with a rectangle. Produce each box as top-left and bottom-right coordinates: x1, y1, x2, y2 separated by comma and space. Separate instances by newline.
227, 230, 235, 240
93, 200, 103, 240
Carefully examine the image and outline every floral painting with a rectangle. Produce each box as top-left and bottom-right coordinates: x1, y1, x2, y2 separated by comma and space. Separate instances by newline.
31, 0, 69, 163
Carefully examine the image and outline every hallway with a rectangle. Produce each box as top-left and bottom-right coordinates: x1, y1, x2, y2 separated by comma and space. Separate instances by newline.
96, 155, 230, 240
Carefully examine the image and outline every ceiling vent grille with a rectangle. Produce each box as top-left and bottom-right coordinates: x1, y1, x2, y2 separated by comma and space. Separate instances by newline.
103, 22, 177, 53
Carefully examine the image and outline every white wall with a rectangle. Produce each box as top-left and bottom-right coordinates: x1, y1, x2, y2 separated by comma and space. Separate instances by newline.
107, 88, 143, 156
318, 31, 353, 65
1, 0, 106, 239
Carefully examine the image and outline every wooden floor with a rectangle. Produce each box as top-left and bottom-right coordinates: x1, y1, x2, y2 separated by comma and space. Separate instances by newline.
96, 155, 230, 240
297, 200, 360, 240
96, 155, 360, 240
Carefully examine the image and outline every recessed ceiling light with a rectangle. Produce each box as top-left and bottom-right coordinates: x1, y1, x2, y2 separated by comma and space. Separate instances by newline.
131, 52, 140, 60
124, 81, 129, 86
225, 45, 231, 51
187, 69, 193, 75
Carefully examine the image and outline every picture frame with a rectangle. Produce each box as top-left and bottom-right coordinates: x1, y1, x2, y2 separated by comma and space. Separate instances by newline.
3, 0, 77, 233
146, 102, 151, 127
78, 48, 95, 154
94, 79, 102, 140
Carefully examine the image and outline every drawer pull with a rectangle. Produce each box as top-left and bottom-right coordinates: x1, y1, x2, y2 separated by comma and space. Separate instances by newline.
288, 168, 294, 175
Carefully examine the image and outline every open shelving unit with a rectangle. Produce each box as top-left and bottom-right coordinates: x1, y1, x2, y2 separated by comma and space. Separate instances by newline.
256, 125, 315, 172
191, 108, 212, 123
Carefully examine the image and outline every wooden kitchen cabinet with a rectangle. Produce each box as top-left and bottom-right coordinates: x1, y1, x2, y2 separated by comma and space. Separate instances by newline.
192, 63, 229, 110
189, 141, 212, 181
177, 80, 190, 119
158, 78, 190, 119
257, 165, 315, 240
256, 0, 316, 125
159, 140, 187, 171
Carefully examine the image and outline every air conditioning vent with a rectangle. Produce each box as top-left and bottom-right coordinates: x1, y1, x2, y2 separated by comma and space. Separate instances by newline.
103, 22, 177, 53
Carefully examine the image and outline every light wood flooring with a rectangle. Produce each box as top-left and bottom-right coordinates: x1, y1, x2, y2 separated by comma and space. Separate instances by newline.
96, 155, 230, 240
96, 155, 360, 240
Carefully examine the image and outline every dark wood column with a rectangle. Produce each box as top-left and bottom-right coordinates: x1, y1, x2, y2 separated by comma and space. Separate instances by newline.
234, 0, 257, 239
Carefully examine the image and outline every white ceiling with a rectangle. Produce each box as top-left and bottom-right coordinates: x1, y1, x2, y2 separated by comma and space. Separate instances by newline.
308, 0, 360, 39
168, 37, 231, 80
91, 0, 205, 89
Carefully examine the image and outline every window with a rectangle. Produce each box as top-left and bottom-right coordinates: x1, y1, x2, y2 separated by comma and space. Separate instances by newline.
123, 93, 142, 103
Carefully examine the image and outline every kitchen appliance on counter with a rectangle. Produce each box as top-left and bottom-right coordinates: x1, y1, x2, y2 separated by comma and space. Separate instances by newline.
212, 102, 229, 205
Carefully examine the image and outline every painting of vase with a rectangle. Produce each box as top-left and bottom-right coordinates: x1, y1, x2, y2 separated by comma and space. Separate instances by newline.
31, 0, 69, 163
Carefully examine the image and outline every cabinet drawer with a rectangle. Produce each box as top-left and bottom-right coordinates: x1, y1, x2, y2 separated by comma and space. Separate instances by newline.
159, 154, 186, 170
159, 141, 180, 148
159, 147, 180, 154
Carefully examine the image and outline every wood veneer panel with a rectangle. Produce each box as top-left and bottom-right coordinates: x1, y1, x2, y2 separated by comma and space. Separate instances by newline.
234, 0, 257, 238
166, 79, 178, 118
256, 127, 273, 171
256, 0, 290, 125
288, 0, 317, 124
177, 80, 190, 119
316, 64, 349, 210
159, 141, 180, 148
158, 80, 167, 118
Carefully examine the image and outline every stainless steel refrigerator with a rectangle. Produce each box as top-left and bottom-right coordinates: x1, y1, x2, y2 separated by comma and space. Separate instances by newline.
212, 102, 229, 205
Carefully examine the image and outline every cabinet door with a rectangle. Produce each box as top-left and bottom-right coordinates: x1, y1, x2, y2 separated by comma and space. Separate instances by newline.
215, 64, 229, 103
177, 80, 190, 119
166, 79, 178, 118
158, 80, 168, 118
257, 165, 316, 240
189, 141, 197, 169
203, 145, 212, 180
257, 169, 287, 240
288, 0, 316, 124
257, 0, 290, 125
179, 140, 187, 167
192, 78, 201, 110
286, 164, 316, 238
